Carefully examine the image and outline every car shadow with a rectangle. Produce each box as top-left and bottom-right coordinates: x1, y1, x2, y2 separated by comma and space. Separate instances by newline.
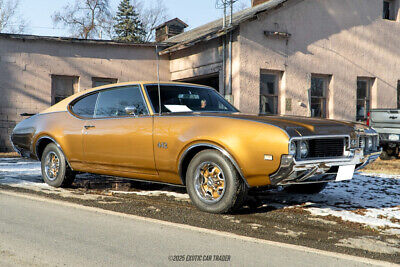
1, 158, 400, 217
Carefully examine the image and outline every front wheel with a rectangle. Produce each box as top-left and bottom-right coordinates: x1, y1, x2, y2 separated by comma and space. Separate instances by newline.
283, 182, 327, 194
186, 149, 247, 213
379, 146, 397, 160
41, 143, 76, 188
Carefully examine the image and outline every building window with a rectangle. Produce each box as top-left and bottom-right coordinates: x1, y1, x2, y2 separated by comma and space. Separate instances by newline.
51, 75, 79, 105
383, 0, 396, 20
356, 78, 372, 121
260, 72, 280, 114
92, 77, 118, 88
310, 75, 329, 118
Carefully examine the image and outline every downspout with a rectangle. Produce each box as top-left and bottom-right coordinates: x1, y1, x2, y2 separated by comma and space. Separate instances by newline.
226, 0, 233, 102
222, 3, 227, 95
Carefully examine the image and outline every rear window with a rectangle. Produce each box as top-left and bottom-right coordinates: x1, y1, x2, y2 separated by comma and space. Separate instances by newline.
70, 93, 98, 118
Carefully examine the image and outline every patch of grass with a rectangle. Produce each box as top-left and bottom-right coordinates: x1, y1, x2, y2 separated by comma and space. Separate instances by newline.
361, 158, 400, 175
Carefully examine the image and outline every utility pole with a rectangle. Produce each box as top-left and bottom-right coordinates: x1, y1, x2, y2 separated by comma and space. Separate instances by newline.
216, 0, 237, 102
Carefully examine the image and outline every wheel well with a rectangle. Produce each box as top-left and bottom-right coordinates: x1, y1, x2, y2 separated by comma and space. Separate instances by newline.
35, 138, 53, 160
179, 145, 245, 186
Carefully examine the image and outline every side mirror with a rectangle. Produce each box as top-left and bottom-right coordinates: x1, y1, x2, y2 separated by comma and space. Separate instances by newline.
125, 106, 137, 116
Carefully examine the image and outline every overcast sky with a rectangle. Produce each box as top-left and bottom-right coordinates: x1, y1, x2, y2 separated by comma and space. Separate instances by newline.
18, 0, 250, 37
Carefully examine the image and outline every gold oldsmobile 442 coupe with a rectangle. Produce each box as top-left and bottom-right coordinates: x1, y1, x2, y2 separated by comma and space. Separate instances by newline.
11, 82, 380, 213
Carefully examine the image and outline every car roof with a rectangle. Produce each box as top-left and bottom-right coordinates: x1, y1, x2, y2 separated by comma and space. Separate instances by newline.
40, 81, 214, 114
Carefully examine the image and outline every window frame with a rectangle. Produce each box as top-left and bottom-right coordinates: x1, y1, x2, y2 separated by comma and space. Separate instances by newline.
383, 0, 397, 20
68, 92, 99, 119
356, 77, 372, 121
51, 74, 79, 105
68, 84, 149, 119
143, 84, 239, 115
310, 75, 329, 118
259, 71, 280, 115
92, 77, 118, 88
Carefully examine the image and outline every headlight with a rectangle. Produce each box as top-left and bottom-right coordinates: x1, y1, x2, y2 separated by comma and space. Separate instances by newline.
300, 141, 309, 158
289, 142, 296, 156
366, 137, 373, 150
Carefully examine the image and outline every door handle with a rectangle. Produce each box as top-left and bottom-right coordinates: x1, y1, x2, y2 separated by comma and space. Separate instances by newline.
84, 125, 95, 129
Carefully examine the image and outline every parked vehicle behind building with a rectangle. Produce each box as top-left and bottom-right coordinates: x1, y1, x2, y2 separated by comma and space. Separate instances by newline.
369, 109, 400, 160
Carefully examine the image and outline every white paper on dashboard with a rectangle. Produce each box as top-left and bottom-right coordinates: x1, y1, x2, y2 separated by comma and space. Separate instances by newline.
164, 105, 192, 112
335, 164, 355, 181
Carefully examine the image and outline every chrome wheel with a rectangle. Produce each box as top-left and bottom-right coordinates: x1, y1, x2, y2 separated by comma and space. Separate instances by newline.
44, 151, 60, 181
194, 162, 226, 203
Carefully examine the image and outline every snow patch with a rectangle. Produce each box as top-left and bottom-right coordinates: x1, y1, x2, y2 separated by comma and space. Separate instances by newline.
336, 236, 400, 254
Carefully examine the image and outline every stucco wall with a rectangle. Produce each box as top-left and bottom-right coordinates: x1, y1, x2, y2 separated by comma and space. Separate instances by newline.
238, 0, 400, 120
0, 37, 170, 151
169, 33, 241, 102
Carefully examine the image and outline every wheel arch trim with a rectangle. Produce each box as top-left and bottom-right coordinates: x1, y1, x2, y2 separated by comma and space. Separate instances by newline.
178, 143, 248, 187
35, 136, 73, 170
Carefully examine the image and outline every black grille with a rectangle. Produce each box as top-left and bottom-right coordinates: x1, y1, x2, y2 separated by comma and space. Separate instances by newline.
308, 138, 345, 158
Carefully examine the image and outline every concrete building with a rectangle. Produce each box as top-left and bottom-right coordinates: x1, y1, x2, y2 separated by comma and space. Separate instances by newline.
163, 0, 400, 121
0, 34, 170, 151
1, 0, 400, 151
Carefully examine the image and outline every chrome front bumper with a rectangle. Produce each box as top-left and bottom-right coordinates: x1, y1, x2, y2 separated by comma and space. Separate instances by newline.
269, 149, 381, 186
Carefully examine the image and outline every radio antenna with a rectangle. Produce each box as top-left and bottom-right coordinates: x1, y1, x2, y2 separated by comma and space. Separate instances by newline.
155, 44, 162, 114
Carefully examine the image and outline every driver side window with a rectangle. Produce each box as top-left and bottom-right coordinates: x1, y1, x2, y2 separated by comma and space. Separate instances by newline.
95, 85, 148, 118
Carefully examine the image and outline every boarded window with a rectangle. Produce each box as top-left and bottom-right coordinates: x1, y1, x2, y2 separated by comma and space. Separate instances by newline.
92, 77, 118, 88
310, 75, 329, 118
356, 78, 372, 121
260, 72, 279, 115
383, 0, 396, 20
51, 75, 79, 105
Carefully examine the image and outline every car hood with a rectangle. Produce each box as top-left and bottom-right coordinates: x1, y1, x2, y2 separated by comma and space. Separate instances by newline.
169, 113, 359, 137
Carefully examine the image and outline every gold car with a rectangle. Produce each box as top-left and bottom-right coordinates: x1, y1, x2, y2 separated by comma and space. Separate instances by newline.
11, 82, 381, 213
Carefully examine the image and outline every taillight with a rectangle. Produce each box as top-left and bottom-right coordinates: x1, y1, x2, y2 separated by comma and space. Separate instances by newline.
367, 112, 370, 126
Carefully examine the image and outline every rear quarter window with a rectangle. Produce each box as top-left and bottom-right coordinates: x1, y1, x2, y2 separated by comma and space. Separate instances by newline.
70, 93, 98, 118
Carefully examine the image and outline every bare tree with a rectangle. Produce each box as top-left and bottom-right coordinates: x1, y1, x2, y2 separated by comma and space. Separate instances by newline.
234, 0, 250, 12
131, 0, 168, 42
52, 0, 112, 39
0, 0, 27, 33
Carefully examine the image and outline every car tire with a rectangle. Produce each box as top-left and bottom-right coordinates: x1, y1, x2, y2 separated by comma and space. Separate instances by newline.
379, 147, 397, 160
379, 150, 391, 160
186, 149, 247, 214
284, 182, 328, 194
41, 143, 76, 188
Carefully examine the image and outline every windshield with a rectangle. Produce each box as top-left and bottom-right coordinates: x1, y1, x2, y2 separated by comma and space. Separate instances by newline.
145, 85, 238, 114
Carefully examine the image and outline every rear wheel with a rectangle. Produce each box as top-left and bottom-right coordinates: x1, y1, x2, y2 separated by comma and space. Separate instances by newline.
284, 182, 327, 194
41, 143, 76, 188
186, 149, 247, 213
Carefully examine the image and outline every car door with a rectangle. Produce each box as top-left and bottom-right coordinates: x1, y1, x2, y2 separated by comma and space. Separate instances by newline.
82, 85, 156, 175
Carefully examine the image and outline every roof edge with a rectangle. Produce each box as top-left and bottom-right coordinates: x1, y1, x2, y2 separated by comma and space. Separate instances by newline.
0, 32, 167, 47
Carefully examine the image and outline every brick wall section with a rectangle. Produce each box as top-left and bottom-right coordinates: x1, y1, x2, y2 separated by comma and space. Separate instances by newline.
0, 36, 170, 152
